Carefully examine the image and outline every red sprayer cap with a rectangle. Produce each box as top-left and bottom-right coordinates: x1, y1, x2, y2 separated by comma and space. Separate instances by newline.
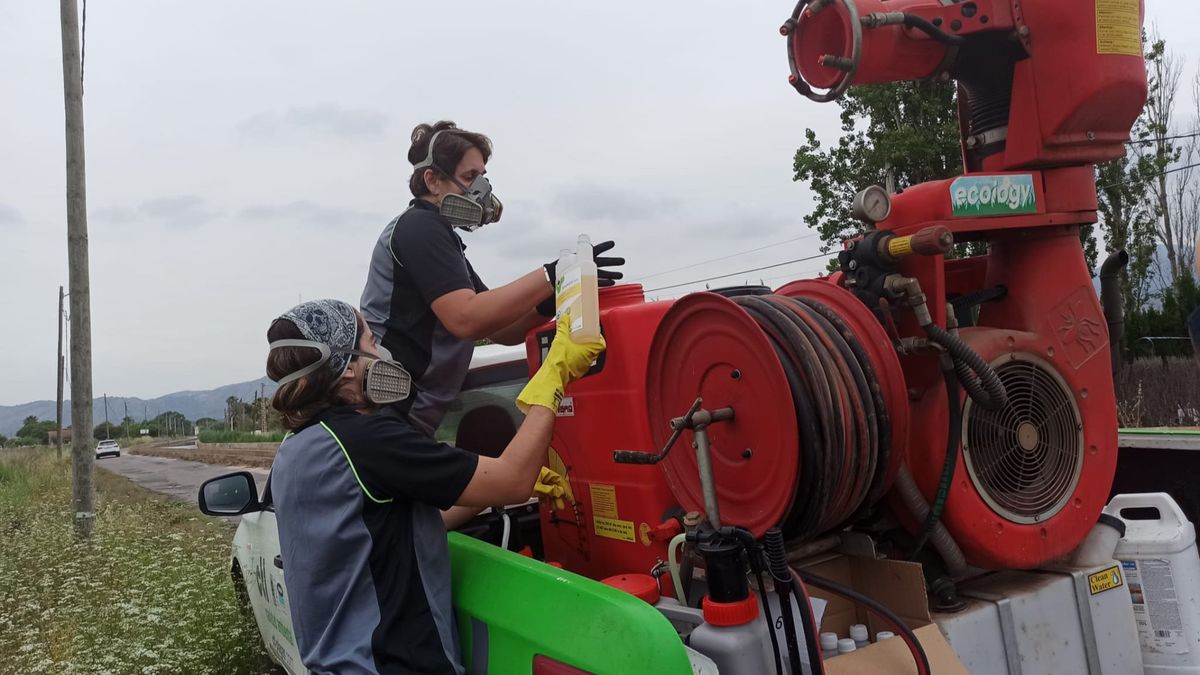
602, 574, 660, 605
702, 595, 759, 626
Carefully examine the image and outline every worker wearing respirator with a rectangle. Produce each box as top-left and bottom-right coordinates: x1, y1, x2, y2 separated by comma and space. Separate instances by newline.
266, 298, 604, 675
359, 120, 625, 436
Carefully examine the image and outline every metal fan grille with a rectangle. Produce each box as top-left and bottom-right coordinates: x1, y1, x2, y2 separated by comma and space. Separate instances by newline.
962, 353, 1083, 524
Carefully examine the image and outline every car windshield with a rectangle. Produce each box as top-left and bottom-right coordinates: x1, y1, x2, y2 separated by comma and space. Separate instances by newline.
434, 377, 526, 457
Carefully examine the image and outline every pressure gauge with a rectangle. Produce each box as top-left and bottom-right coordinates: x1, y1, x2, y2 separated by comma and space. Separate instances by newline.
850, 185, 892, 224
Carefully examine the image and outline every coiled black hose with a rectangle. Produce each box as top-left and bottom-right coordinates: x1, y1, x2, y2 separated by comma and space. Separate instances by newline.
910, 353, 961, 559
923, 322, 1008, 411
731, 295, 892, 540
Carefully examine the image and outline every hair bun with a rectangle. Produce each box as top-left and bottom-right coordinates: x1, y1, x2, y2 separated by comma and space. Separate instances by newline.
410, 123, 433, 145
408, 120, 460, 164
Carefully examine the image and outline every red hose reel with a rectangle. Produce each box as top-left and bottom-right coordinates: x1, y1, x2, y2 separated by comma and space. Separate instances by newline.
645, 281, 909, 541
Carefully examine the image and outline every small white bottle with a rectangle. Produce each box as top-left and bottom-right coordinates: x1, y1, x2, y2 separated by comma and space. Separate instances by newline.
555, 235, 601, 341
849, 623, 869, 649
875, 631, 895, 642
820, 632, 840, 660
837, 638, 858, 655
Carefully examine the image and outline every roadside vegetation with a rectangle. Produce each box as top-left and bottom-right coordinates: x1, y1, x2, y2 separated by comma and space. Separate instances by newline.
0, 451, 271, 674
1117, 356, 1200, 428
198, 430, 287, 444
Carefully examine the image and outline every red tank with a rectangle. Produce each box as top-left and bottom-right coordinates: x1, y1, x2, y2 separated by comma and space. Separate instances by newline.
526, 285, 679, 581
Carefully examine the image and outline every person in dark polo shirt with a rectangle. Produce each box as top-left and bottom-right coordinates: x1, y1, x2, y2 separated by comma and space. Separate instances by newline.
266, 298, 604, 675
360, 120, 624, 435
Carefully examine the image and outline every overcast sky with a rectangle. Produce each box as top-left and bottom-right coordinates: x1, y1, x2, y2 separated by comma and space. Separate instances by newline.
0, 1, 1195, 405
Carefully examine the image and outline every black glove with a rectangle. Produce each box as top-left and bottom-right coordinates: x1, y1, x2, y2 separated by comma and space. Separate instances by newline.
537, 241, 626, 317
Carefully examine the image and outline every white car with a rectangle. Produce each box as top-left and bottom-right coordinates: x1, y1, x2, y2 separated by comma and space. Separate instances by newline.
95, 438, 121, 459
198, 344, 532, 674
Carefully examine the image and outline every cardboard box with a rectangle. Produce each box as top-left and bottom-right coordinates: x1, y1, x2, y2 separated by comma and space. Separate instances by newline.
799, 553, 970, 675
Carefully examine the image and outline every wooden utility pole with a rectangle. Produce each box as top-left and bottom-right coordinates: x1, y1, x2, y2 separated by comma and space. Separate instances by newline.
56, 286, 65, 460
60, 0, 95, 540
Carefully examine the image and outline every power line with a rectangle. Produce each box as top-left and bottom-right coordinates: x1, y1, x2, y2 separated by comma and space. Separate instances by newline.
632, 233, 818, 282
645, 251, 836, 293
1126, 131, 1200, 146
1097, 161, 1200, 192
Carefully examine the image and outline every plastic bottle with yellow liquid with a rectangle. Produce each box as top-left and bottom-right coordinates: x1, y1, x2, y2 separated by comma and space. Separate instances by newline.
555, 234, 602, 341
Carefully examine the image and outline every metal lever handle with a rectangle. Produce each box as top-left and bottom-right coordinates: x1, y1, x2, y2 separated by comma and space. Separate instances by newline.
612, 397, 704, 465
612, 450, 662, 464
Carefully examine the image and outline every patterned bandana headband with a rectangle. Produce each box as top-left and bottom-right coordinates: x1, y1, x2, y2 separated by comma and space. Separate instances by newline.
268, 299, 361, 386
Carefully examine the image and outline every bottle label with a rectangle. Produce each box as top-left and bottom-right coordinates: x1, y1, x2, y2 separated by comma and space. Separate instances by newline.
556, 265, 583, 323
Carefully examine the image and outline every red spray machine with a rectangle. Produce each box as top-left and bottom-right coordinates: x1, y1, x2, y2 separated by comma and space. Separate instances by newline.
777, 0, 1147, 569
528, 0, 1147, 584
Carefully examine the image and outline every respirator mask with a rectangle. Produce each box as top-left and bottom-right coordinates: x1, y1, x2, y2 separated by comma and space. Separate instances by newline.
413, 130, 503, 231
269, 339, 412, 406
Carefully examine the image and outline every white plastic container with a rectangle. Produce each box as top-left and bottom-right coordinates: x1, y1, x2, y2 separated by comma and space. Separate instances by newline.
849, 623, 869, 648
820, 631, 839, 660
837, 638, 857, 655
1107, 493, 1200, 674
554, 235, 601, 341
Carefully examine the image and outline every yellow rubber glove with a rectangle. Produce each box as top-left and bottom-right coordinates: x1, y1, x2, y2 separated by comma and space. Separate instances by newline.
532, 466, 572, 511
516, 311, 606, 413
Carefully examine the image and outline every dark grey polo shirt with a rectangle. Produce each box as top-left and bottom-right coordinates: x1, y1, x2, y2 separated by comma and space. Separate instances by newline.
271, 406, 480, 675
360, 200, 487, 435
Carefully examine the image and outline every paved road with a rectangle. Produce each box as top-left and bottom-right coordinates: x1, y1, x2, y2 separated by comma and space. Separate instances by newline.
97, 452, 269, 522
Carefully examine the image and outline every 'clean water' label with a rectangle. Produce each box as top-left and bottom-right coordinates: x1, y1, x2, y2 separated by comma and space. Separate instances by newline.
950, 174, 1038, 216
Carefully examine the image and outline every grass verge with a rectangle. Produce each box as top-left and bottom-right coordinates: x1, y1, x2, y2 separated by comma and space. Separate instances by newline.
198, 431, 287, 444
0, 450, 272, 674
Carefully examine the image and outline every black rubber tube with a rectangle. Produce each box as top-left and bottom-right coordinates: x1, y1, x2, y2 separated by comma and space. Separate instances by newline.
902, 13, 966, 46
754, 567, 785, 675
924, 322, 1008, 411
911, 353, 961, 559
767, 528, 822, 675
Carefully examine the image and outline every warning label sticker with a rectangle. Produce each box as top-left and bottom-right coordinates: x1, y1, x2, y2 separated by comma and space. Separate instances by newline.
1124, 559, 1189, 655
590, 483, 619, 519
1095, 0, 1141, 56
594, 516, 636, 543
1088, 565, 1124, 595
589, 483, 634, 542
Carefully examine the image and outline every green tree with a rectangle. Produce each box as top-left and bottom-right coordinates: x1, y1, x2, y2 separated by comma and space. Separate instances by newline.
93, 422, 119, 441
17, 417, 56, 443
793, 81, 1098, 271
1097, 136, 1161, 350
153, 411, 191, 438
1135, 36, 1195, 288
195, 417, 222, 430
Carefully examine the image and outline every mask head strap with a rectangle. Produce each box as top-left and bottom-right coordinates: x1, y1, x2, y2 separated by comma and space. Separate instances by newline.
413, 130, 479, 192
268, 338, 375, 387
413, 129, 451, 173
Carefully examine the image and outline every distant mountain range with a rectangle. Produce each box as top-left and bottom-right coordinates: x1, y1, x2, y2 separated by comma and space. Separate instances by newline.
0, 377, 277, 436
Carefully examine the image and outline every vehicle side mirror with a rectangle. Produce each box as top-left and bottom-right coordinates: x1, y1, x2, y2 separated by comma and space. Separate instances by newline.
198, 472, 261, 516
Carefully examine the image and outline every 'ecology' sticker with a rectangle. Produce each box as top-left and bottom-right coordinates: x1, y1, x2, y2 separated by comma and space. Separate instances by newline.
950, 174, 1038, 216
